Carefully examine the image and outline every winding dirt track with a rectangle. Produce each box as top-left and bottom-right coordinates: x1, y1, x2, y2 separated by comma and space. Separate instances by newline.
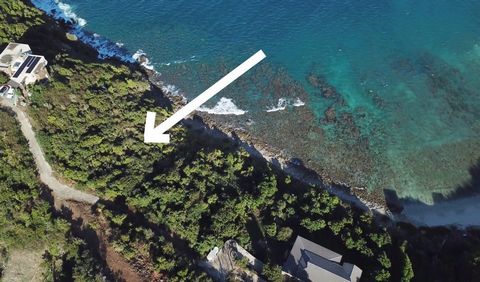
1, 99, 99, 205
1, 99, 144, 281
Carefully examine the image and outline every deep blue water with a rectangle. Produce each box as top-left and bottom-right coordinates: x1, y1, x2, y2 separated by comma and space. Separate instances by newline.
35, 0, 480, 203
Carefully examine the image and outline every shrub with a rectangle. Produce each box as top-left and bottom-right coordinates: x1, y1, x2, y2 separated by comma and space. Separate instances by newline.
276, 227, 293, 242
0, 72, 8, 84
262, 264, 283, 282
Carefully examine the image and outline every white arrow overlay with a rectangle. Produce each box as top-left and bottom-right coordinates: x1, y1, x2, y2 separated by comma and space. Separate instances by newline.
144, 50, 266, 143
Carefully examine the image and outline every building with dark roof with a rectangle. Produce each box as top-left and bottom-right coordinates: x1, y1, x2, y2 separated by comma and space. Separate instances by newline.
283, 236, 362, 282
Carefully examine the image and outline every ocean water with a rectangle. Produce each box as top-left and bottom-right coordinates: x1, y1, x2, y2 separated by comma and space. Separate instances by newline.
33, 0, 480, 204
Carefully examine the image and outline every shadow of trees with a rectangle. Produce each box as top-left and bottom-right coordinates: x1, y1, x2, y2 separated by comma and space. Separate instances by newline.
384, 158, 480, 216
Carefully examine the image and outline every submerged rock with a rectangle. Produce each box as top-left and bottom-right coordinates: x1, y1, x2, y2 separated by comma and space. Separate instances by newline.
324, 106, 336, 123
307, 73, 322, 88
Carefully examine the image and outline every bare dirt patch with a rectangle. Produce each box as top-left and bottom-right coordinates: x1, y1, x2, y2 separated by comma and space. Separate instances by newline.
3, 249, 44, 282
66, 201, 146, 282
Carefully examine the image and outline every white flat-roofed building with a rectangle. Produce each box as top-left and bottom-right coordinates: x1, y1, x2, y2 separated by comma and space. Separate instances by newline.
10, 54, 48, 86
0, 42, 48, 87
0, 43, 32, 76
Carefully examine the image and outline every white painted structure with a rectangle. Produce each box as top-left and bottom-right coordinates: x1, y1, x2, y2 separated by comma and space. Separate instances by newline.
207, 247, 220, 261
0, 42, 48, 87
0, 43, 31, 75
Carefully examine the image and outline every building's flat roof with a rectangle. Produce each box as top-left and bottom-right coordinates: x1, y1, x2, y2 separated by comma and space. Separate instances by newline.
0, 54, 13, 65
0, 43, 30, 56
6, 43, 20, 50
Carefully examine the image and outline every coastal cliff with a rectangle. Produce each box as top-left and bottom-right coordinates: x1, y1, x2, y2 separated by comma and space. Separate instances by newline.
0, 1, 479, 281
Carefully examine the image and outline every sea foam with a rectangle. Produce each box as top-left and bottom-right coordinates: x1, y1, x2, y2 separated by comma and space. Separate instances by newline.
31, 0, 136, 63
198, 97, 247, 115
132, 50, 155, 71
57, 2, 87, 27
266, 97, 305, 112
31, 0, 88, 27
30, 0, 248, 117
159, 56, 198, 67
266, 98, 288, 112
293, 98, 306, 107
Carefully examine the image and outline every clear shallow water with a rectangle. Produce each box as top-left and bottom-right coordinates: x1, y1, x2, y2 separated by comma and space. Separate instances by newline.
40, 0, 480, 203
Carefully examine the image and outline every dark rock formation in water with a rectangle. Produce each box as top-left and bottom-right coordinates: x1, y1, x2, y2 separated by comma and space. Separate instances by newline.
323, 105, 336, 123
307, 72, 341, 100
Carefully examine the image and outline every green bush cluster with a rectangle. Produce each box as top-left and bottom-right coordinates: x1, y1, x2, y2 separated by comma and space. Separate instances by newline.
6, 10, 404, 281
0, 0, 44, 44
3, 1, 480, 282
0, 109, 57, 248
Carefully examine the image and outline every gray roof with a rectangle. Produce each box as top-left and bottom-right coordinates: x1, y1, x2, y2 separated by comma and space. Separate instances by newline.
6, 43, 20, 50
283, 236, 362, 282
0, 54, 12, 64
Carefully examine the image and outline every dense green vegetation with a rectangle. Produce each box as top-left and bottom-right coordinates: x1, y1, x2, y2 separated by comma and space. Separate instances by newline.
0, 108, 60, 280
0, 109, 104, 280
29, 54, 171, 194
1, 1, 480, 281
23, 42, 400, 280
42, 234, 105, 281
0, 109, 54, 248
0, 0, 44, 45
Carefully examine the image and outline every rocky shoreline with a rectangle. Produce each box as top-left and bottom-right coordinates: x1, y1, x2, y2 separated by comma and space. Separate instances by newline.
29, 0, 392, 217
144, 70, 390, 216
30, 0, 480, 230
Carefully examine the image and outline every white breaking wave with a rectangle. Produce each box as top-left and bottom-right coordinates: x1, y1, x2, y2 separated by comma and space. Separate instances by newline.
57, 2, 87, 26
132, 50, 155, 71
31, 0, 196, 109
293, 98, 305, 107
31, 0, 136, 63
198, 97, 247, 115
31, 0, 88, 27
31, 0, 87, 27
161, 84, 181, 96
266, 97, 305, 112
266, 98, 288, 112
159, 56, 198, 67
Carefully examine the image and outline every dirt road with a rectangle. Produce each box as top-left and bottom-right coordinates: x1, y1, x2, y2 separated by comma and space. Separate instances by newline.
1, 98, 148, 280
1, 99, 98, 205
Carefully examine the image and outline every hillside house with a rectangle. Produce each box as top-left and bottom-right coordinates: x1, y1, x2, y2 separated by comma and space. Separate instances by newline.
0, 42, 48, 88
283, 236, 362, 282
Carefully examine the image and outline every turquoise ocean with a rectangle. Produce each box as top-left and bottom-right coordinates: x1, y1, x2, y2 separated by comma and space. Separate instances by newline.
33, 0, 480, 205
